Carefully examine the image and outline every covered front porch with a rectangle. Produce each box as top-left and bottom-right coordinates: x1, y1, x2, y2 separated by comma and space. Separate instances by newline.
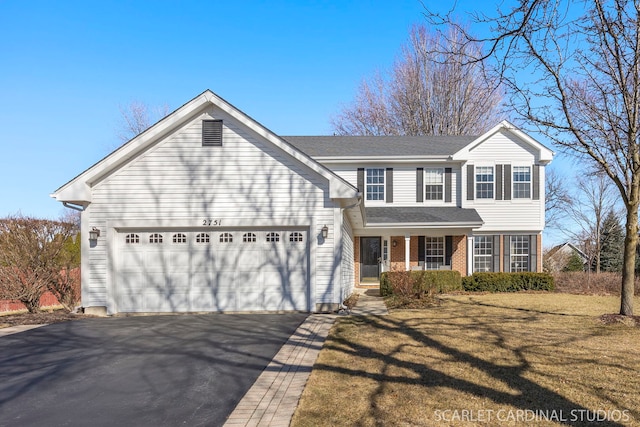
353, 205, 484, 284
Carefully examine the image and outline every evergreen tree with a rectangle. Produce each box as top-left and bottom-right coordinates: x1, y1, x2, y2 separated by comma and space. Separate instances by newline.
599, 211, 624, 273
563, 251, 585, 272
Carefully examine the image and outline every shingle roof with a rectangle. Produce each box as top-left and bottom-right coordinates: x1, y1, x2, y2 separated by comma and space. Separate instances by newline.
365, 207, 483, 225
282, 135, 477, 158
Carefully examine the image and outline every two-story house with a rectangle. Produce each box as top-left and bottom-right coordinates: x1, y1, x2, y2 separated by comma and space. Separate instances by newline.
52, 90, 553, 315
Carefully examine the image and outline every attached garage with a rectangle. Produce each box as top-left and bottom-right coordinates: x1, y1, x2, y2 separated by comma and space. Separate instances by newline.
115, 229, 309, 312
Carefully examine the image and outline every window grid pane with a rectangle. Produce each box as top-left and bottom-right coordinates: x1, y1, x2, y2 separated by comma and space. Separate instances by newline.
513, 166, 531, 199
474, 236, 493, 272
476, 166, 494, 199
425, 237, 444, 270
366, 169, 385, 201
196, 233, 210, 243
510, 235, 529, 272
424, 168, 444, 201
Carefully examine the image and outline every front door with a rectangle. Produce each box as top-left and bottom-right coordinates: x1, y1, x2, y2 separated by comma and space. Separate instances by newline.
360, 237, 381, 282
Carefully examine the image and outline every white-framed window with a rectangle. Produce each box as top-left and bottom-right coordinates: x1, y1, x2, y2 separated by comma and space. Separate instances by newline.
513, 166, 531, 199
510, 235, 529, 272
425, 168, 444, 200
196, 233, 210, 243
476, 166, 494, 199
149, 233, 163, 244
125, 234, 139, 244
425, 237, 444, 270
474, 236, 493, 272
219, 232, 233, 243
289, 232, 304, 242
366, 168, 385, 201
383, 239, 388, 262
172, 233, 187, 243
266, 232, 280, 242
243, 232, 257, 243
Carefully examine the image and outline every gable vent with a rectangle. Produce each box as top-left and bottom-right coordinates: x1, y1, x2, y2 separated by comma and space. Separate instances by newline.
202, 119, 223, 146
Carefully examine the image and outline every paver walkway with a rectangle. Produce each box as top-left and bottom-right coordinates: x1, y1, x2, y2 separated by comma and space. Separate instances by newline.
225, 288, 388, 426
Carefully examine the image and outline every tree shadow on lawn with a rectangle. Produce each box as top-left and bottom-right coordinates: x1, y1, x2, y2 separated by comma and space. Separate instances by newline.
313, 300, 636, 426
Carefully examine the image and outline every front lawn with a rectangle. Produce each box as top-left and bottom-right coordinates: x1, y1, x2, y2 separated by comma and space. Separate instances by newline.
292, 294, 640, 426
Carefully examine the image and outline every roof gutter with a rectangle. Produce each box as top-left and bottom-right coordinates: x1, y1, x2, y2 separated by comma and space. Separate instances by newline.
62, 202, 85, 212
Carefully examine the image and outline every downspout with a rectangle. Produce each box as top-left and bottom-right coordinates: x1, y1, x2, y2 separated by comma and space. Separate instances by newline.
338, 193, 363, 312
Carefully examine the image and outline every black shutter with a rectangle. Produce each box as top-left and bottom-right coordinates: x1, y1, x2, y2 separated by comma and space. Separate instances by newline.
357, 168, 364, 194
416, 168, 424, 202
445, 168, 452, 203
467, 165, 474, 200
386, 168, 393, 203
202, 120, 223, 146
503, 235, 511, 272
504, 164, 512, 200
530, 234, 538, 272
445, 236, 453, 266
493, 235, 501, 272
495, 164, 503, 201
533, 165, 540, 200
418, 236, 425, 262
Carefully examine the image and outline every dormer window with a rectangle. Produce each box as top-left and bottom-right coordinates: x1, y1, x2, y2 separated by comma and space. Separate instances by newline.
202, 119, 223, 146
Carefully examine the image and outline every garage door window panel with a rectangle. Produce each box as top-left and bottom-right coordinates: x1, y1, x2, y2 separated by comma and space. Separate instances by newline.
173, 233, 187, 243
289, 232, 304, 242
149, 233, 163, 243
266, 232, 280, 242
196, 233, 210, 243
125, 234, 140, 244
220, 232, 233, 243
243, 232, 257, 243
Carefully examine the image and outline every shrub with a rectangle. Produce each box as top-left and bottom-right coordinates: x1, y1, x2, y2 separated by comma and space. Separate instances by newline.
462, 272, 554, 292
380, 270, 463, 297
553, 271, 640, 295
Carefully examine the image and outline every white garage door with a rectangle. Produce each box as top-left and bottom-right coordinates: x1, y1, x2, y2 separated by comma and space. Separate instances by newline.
115, 229, 309, 312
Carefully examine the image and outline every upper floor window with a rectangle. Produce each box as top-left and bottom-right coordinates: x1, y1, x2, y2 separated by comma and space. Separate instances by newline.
513, 166, 531, 199
425, 168, 444, 201
510, 235, 529, 272
366, 168, 385, 201
476, 166, 494, 199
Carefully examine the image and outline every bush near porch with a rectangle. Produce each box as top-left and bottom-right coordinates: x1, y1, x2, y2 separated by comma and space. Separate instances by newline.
462, 272, 554, 292
380, 271, 462, 298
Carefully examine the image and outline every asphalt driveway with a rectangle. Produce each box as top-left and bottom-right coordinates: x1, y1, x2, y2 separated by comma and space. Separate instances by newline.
0, 313, 308, 427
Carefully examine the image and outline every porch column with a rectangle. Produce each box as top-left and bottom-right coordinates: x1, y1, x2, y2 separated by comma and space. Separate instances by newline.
405, 234, 411, 271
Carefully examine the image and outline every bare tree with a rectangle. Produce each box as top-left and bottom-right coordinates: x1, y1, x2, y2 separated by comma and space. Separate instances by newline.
562, 174, 619, 273
545, 168, 570, 229
0, 215, 76, 313
117, 101, 170, 143
428, 0, 640, 315
332, 24, 503, 136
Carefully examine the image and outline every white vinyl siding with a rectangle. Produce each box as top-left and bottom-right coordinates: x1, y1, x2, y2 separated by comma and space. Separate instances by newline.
341, 214, 355, 300
87, 107, 340, 313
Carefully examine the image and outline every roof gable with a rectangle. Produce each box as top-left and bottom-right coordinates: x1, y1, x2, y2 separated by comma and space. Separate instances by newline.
52, 90, 358, 204
451, 120, 554, 163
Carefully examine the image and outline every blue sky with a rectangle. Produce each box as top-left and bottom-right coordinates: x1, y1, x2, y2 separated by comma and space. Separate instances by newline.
0, 0, 570, 242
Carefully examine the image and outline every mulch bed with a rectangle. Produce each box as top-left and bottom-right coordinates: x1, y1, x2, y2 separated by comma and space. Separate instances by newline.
599, 313, 640, 327
0, 311, 89, 328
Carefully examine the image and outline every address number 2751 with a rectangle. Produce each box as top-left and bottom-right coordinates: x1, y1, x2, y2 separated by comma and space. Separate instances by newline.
202, 219, 222, 226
